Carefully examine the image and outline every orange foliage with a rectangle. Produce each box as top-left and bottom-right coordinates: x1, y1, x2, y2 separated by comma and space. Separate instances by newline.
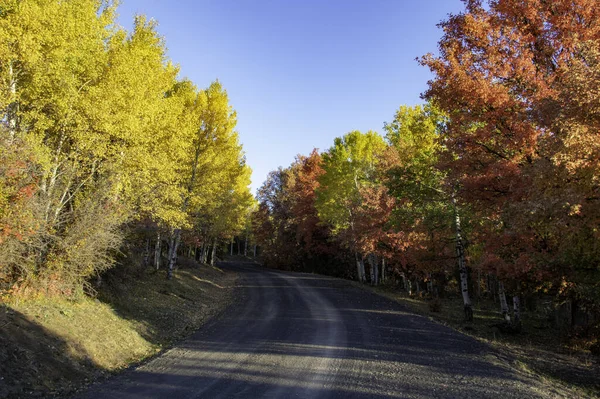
421, 0, 600, 296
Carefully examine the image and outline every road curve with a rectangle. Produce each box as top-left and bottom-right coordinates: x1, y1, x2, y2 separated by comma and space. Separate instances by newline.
77, 262, 556, 399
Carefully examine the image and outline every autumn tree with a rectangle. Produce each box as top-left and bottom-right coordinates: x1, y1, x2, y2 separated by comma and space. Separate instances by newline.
254, 167, 301, 270
164, 81, 252, 278
316, 130, 387, 282
421, 0, 600, 319
0, 0, 253, 294
254, 151, 347, 275
383, 104, 474, 319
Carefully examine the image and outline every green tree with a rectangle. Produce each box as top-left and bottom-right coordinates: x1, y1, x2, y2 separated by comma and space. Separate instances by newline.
316, 130, 386, 282
384, 104, 474, 320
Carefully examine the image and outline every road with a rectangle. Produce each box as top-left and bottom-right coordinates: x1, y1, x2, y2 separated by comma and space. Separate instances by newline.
77, 262, 557, 399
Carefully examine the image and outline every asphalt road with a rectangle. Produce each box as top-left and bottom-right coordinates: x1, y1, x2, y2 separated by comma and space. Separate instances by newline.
77, 262, 557, 399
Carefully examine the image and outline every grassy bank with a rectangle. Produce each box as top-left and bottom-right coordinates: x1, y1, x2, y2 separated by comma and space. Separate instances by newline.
357, 283, 600, 397
0, 259, 237, 398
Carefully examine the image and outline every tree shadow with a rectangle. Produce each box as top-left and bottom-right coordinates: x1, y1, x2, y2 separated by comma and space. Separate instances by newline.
78, 262, 550, 398
96, 258, 235, 346
0, 307, 99, 398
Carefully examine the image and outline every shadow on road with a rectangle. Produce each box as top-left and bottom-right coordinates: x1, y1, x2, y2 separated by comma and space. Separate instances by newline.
79, 262, 548, 399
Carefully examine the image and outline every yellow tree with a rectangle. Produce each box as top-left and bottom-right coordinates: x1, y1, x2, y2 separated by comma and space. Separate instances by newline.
0, 0, 121, 288
165, 81, 251, 278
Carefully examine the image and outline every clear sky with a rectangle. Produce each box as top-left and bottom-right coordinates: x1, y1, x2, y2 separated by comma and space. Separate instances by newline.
115, 0, 465, 194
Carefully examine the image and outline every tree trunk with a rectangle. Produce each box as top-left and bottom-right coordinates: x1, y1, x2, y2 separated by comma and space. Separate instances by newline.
355, 252, 363, 283
373, 255, 379, 286
359, 257, 366, 283
253, 244, 257, 257
426, 273, 433, 294
453, 198, 473, 321
166, 142, 202, 276
210, 237, 217, 266
366, 254, 378, 286
167, 229, 181, 279
513, 295, 521, 324
237, 238, 241, 255
499, 281, 510, 322
201, 242, 207, 264
230, 241, 233, 256
381, 258, 386, 283
244, 235, 248, 256
154, 232, 161, 270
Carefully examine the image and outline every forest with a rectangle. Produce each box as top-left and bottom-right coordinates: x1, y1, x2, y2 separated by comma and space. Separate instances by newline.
253, 0, 600, 341
0, 0, 254, 297
2, 0, 600, 397
1, 0, 599, 355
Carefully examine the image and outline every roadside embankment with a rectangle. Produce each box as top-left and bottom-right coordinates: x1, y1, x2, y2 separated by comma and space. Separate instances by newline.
0, 259, 237, 398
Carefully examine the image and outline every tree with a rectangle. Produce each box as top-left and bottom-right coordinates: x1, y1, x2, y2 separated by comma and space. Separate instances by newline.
0, 0, 125, 290
0, 1, 254, 295
165, 81, 252, 277
383, 104, 474, 319
254, 167, 301, 270
420, 0, 600, 318
254, 151, 347, 275
316, 130, 387, 282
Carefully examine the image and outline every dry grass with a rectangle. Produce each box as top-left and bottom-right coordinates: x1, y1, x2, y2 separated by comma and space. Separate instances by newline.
0, 259, 237, 398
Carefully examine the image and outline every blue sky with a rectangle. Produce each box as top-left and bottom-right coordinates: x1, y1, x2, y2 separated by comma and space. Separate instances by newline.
116, 0, 465, 194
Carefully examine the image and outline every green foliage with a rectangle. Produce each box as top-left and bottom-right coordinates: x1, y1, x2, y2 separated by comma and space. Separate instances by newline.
316, 130, 386, 235
383, 104, 449, 206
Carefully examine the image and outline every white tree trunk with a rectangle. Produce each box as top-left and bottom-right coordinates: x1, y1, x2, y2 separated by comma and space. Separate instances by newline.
210, 237, 217, 266
499, 282, 510, 322
201, 242, 207, 264
167, 229, 181, 279
154, 232, 161, 270
513, 295, 521, 324
453, 199, 473, 320
355, 252, 364, 282
359, 258, 366, 283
